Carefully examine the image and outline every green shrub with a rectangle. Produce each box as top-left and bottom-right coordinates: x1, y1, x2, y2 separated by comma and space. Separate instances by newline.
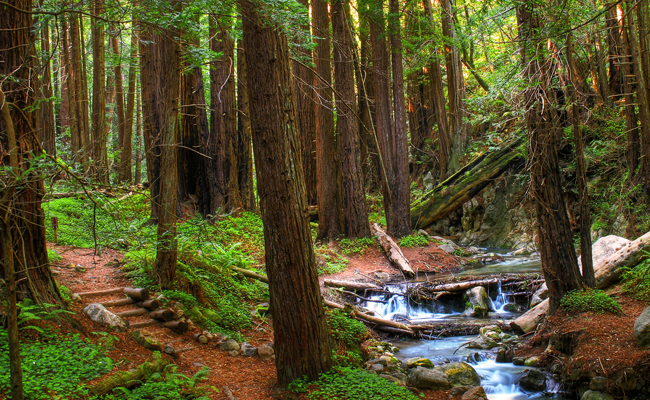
621, 255, 650, 302
399, 233, 429, 248
290, 367, 418, 400
326, 309, 370, 347
559, 288, 622, 315
315, 247, 349, 275
47, 248, 62, 262
106, 364, 212, 400
338, 237, 376, 255
0, 333, 113, 399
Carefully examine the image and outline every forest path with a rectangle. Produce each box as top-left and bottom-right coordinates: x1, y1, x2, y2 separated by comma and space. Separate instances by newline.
50, 243, 278, 400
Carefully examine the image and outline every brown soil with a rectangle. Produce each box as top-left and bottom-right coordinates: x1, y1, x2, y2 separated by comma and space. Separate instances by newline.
49, 240, 460, 399
515, 290, 650, 397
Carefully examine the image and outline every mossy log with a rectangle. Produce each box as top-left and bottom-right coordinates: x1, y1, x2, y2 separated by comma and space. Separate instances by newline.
410, 138, 523, 230
89, 353, 170, 396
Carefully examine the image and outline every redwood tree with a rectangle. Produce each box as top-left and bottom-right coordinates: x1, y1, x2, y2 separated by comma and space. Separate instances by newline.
240, 0, 332, 384
139, 2, 181, 287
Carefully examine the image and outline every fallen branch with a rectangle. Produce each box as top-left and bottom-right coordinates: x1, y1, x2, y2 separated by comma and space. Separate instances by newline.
332, 288, 387, 304
372, 223, 415, 277
324, 279, 381, 292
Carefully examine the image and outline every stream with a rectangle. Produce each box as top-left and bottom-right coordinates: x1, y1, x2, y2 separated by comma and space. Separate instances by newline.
360, 252, 568, 399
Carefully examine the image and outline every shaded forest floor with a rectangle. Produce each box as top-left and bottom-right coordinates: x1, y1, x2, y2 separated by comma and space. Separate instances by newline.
48, 239, 460, 399
46, 238, 650, 399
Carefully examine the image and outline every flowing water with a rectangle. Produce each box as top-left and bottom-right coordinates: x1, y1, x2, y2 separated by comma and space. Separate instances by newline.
360, 253, 568, 399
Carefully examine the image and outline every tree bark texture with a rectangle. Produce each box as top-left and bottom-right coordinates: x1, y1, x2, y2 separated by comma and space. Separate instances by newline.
388, 0, 411, 237
236, 45, 255, 211
91, 0, 108, 183
139, 4, 181, 287
111, 29, 126, 182
410, 139, 522, 229
331, 0, 371, 238
70, 13, 90, 167
441, 0, 469, 176
241, 0, 332, 384
313, 0, 344, 240
120, 30, 138, 183
518, 5, 584, 312
35, 15, 56, 157
292, 0, 318, 206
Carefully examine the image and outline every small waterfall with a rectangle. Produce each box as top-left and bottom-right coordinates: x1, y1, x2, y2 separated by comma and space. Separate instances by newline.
363, 284, 460, 322
489, 279, 512, 313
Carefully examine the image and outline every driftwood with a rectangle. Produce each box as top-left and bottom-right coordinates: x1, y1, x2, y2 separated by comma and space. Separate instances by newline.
232, 266, 269, 283
372, 223, 415, 277
89, 354, 170, 396
334, 289, 387, 304
410, 138, 523, 230
324, 279, 381, 292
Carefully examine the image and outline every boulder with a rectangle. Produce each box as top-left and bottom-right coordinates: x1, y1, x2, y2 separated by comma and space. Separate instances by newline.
461, 386, 488, 400
439, 244, 456, 254
589, 376, 607, 391
633, 306, 650, 348
466, 336, 499, 350
241, 342, 258, 357
581, 390, 614, 400
511, 298, 549, 334
518, 369, 546, 392
218, 339, 240, 352
579, 235, 630, 272
438, 362, 481, 387
131, 329, 161, 351
524, 356, 540, 367
464, 286, 490, 317
258, 344, 274, 360
406, 357, 434, 369
407, 366, 450, 389
83, 303, 127, 332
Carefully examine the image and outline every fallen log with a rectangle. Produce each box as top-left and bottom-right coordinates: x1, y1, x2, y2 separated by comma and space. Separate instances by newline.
510, 298, 549, 334
89, 353, 170, 396
410, 138, 523, 230
149, 309, 175, 322
116, 308, 148, 318
324, 279, 382, 292
323, 299, 413, 333
232, 266, 269, 283
595, 230, 650, 289
129, 319, 159, 329
372, 223, 415, 277
75, 287, 124, 297
123, 287, 150, 301
429, 278, 500, 292
102, 298, 163, 310
163, 321, 189, 334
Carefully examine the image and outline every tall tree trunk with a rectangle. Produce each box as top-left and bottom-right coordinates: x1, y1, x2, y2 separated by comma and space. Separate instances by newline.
120, 30, 138, 183
332, 0, 371, 238
422, 0, 450, 181
567, 34, 595, 287
179, 22, 208, 204
134, 87, 142, 185
518, 4, 584, 312
356, 16, 380, 191
205, 16, 238, 215
388, 0, 411, 237
36, 15, 56, 157
368, 0, 399, 234
111, 29, 127, 183
606, 2, 623, 99
634, 0, 650, 197
62, 17, 81, 164
441, 0, 469, 175
71, 14, 90, 167
140, 2, 181, 288
313, 0, 344, 240
237, 45, 255, 211
240, 0, 332, 385
620, 1, 640, 183
292, 0, 318, 206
